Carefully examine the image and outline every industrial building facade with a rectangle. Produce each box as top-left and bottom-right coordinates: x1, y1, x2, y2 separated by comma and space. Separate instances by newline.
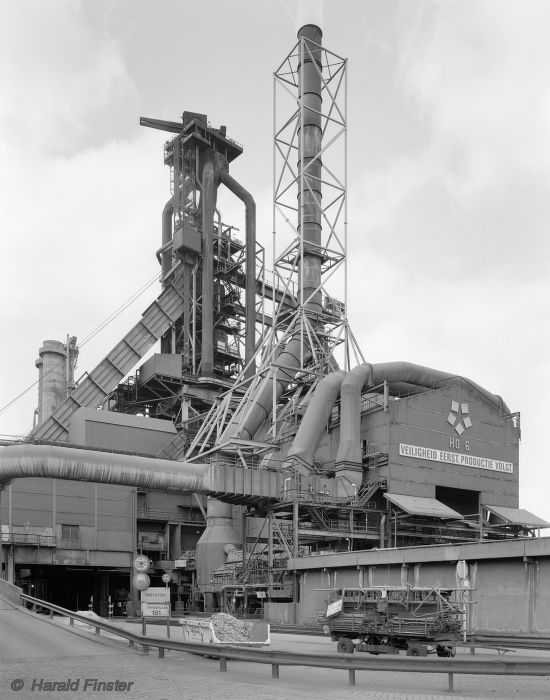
1, 22, 548, 634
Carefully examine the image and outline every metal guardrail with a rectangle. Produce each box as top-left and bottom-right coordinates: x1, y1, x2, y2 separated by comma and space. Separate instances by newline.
18, 593, 550, 693
2, 533, 57, 547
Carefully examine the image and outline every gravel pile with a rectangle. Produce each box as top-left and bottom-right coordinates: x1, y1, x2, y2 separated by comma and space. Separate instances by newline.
211, 612, 250, 642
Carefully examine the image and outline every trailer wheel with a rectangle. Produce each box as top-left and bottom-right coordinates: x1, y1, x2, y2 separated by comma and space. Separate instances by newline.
406, 644, 428, 657
436, 644, 456, 657
337, 638, 355, 654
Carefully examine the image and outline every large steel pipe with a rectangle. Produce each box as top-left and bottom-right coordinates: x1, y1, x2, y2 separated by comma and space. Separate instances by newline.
287, 371, 345, 466
298, 24, 323, 315
336, 361, 509, 466
200, 157, 217, 376
161, 197, 174, 281
219, 169, 256, 379
0, 444, 209, 492
223, 331, 311, 441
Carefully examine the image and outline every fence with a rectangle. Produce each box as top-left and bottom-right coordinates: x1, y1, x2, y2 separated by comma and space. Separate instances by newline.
17, 593, 550, 693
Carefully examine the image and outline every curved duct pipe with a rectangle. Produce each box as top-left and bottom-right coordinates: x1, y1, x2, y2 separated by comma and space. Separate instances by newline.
287, 371, 345, 466
161, 197, 174, 282
368, 362, 508, 412
0, 444, 209, 493
219, 169, 256, 380
335, 361, 509, 466
155, 240, 173, 267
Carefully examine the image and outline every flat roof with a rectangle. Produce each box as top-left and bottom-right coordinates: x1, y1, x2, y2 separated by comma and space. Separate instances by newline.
289, 536, 550, 571
385, 493, 463, 520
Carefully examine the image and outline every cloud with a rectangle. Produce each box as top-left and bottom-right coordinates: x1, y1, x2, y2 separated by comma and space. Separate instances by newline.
350, 0, 550, 286
0, 0, 138, 155
399, 0, 550, 194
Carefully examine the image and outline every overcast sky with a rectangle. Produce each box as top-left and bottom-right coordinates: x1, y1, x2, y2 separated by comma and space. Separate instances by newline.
1, 1, 549, 521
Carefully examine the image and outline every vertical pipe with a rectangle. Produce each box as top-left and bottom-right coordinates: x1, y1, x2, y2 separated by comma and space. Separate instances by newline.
343, 57, 349, 370
219, 170, 256, 379
192, 265, 197, 373
201, 157, 216, 376
183, 262, 192, 368
292, 499, 299, 608
297, 24, 323, 317
268, 509, 273, 591
161, 198, 174, 282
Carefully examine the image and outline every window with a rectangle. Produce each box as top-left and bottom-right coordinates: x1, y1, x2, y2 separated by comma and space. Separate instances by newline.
61, 524, 79, 541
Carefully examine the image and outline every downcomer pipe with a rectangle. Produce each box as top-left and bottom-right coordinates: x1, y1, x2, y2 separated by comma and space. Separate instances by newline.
287, 371, 345, 466
219, 169, 256, 379
200, 156, 218, 376
161, 197, 174, 281
0, 444, 210, 493
335, 361, 510, 465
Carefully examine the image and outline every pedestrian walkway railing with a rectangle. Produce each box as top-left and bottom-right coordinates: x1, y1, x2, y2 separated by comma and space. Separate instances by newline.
18, 593, 550, 693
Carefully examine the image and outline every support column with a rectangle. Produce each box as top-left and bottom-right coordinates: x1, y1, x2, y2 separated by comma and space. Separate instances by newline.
292, 501, 299, 609
267, 509, 273, 591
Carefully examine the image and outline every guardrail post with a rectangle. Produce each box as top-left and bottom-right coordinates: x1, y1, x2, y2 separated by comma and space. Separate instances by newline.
142, 644, 149, 655
272, 664, 279, 679
69, 617, 74, 627
470, 646, 475, 655
129, 639, 134, 648
348, 669, 355, 687
448, 673, 454, 691
219, 657, 227, 672
95, 626, 100, 636
49, 609, 53, 619
158, 647, 165, 659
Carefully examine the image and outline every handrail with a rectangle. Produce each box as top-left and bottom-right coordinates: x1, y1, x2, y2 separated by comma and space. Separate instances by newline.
18, 593, 550, 693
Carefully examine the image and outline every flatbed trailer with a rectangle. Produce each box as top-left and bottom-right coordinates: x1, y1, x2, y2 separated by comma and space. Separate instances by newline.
319, 586, 463, 657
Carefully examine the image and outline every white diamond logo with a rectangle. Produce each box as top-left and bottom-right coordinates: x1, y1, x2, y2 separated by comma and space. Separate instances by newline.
447, 401, 471, 435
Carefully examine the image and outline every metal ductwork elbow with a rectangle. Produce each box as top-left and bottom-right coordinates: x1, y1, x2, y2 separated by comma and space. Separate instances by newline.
219, 168, 256, 379
335, 360, 510, 471
287, 371, 345, 467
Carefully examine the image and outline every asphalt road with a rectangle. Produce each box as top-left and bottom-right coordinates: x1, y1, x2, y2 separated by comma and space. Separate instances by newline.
0, 596, 124, 660
1, 597, 549, 700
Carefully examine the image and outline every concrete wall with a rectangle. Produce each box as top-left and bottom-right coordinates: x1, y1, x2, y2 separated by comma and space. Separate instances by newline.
388, 382, 519, 505
295, 538, 550, 634
0, 577, 22, 605
264, 602, 299, 625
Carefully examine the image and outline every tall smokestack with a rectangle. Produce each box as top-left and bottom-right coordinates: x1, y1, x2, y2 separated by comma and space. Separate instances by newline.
35, 340, 67, 426
297, 24, 323, 316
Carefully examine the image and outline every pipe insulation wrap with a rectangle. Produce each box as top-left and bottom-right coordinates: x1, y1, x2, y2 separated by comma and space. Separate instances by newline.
0, 444, 209, 493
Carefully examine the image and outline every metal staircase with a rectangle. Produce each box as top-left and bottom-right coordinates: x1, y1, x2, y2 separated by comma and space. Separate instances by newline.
33, 266, 185, 442
356, 476, 388, 507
